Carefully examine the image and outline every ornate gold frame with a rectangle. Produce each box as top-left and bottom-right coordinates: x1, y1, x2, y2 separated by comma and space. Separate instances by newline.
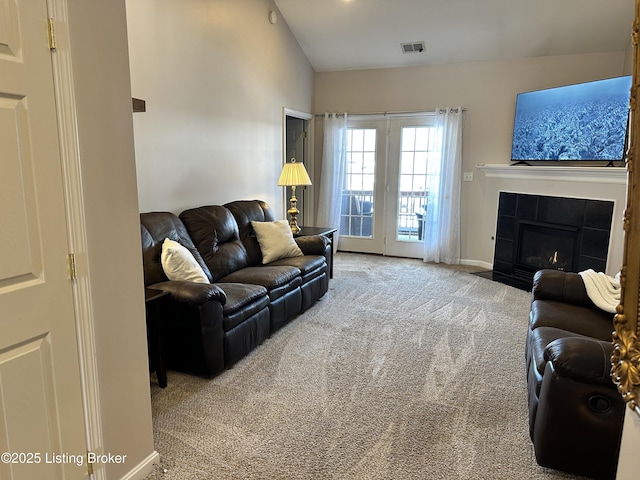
612, 0, 640, 417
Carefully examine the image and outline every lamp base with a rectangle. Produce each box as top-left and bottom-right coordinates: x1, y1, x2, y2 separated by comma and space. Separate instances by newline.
287, 187, 301, 234
288, 219, 301, 235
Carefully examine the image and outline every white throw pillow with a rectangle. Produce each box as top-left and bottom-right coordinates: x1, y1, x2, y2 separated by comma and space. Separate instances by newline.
160, 238, 209, 283
251, 220, 304, 264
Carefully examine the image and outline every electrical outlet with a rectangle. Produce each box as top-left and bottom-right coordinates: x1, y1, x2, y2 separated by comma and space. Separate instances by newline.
463, 172, 473, 182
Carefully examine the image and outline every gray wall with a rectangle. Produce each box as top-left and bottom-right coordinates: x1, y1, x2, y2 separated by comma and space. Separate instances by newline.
314, 51, 629, 266
126, 0, 315, 215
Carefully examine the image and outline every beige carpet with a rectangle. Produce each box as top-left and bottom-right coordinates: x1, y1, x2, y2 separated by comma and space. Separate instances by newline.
144, 253, 585, 480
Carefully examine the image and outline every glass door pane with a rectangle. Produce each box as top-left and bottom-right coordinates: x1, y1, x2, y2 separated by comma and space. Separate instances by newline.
397, 126, 435, 241
340, 127, 376, 238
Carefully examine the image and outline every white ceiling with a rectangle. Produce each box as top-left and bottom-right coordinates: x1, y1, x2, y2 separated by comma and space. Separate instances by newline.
273, 0, 634, 72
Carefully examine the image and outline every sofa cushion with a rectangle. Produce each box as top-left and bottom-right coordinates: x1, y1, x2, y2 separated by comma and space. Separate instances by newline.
161, 238, 209, 283
221, 265, 301, 288
220, 265, 302, 301
532, 269, 594, 308
224, 200, 276, 266
251, 220, 303, 263
180, 205, 250, 281
214, 282, 270, 331
141, 211, 212, 286
269, 254, 326, 276
530, 299, 613, 341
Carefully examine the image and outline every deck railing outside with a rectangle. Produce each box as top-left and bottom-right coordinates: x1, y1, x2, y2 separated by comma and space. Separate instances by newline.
340, 190, 428, 241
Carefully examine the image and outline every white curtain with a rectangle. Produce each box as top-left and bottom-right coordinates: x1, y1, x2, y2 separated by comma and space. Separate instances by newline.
316, 113, 348, 252
422, 107, 464, 264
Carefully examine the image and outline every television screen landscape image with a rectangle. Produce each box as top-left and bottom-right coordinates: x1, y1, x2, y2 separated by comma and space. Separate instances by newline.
511, 76, 632, 162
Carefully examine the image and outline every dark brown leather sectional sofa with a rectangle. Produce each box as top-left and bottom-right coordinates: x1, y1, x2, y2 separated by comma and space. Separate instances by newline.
526, 269, 625, 479
140, 200, 330, 377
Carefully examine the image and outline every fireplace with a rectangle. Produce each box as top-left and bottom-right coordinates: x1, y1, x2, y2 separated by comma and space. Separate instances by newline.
514, 221, 577, 281
492, 193, 614, 290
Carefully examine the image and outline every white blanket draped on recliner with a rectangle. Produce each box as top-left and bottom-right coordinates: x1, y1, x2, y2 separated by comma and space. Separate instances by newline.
578, 269, 621, 313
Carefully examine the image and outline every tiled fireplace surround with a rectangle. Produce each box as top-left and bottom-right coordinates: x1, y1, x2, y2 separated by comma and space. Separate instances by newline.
478, 165, 627, 288
493, 192, 613, 289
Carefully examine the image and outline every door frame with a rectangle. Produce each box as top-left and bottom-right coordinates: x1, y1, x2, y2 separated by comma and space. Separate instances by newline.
48, 0, 106, 474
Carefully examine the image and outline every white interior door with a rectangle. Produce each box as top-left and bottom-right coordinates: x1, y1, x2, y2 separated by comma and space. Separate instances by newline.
0, 1, 87, 478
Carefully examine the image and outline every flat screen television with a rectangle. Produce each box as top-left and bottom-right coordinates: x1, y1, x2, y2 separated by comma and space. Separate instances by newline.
510, 75, 632, 163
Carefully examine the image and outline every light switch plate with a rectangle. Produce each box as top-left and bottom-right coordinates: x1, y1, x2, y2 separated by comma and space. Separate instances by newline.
463, 172, 473, 182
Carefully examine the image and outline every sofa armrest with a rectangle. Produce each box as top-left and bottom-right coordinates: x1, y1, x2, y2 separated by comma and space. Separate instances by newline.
544, 336, 614, 386
149, 280, 227, 307
295, 235, 329, 255
532, 269, 595, 309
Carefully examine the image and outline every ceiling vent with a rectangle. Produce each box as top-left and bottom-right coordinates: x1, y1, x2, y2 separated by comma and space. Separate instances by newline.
401, 41, 426, 54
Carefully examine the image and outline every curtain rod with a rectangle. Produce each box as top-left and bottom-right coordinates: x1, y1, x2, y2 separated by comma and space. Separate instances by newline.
314, 108, 466, 118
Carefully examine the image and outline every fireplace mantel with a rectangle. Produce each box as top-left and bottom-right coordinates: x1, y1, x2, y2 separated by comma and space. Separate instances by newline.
477, 164, 627, 184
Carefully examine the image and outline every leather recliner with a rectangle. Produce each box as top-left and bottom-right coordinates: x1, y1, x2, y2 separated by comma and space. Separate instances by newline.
180, 200, 329, 333
225, 200, 329, 314
525, 269, 625, 480
140, 200, 330, 377
140, 212, 270, 373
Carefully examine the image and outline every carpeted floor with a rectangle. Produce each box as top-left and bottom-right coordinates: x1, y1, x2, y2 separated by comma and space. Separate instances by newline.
144, 253, 586, 480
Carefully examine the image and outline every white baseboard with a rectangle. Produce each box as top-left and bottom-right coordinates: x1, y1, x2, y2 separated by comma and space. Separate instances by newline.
460, 259, 493, 270
118, 451, 160, 480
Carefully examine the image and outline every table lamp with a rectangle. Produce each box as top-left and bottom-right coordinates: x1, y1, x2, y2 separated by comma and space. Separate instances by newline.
277, 158, 312, 234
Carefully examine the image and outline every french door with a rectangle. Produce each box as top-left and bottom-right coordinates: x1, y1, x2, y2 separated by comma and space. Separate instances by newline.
337, 119, 386, 254
337, 115, 438, 258
384, 116, 439, 257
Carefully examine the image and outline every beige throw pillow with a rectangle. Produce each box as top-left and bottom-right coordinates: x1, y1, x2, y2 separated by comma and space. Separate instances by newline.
161, 238, 209, 283
251, 220, 304, 264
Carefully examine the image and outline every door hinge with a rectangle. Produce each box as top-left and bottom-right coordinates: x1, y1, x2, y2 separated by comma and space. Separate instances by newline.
68, 253, 77, 281
86, 451, 94, 475
47, 18, 56, 51
302, 130, 308, 138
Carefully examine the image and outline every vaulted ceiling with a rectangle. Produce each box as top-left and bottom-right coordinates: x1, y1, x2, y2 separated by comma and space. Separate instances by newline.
274, 0, 634, 72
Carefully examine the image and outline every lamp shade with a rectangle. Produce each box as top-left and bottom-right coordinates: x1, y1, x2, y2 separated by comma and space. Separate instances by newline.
277, 158, 312, 186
